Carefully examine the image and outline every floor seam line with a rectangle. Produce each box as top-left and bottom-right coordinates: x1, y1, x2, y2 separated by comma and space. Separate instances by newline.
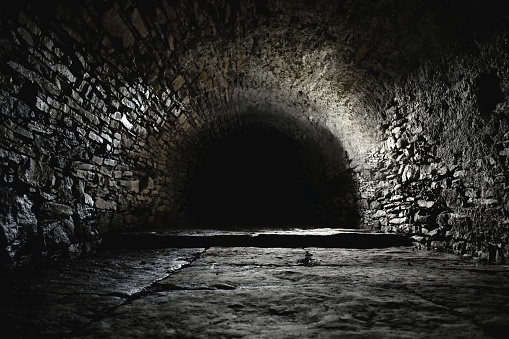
65, 248, 208, 338
401, 285, 497, 338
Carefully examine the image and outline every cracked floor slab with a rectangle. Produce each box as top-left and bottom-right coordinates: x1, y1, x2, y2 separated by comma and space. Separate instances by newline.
1, 247, 509, 338
0, 248, 205, 338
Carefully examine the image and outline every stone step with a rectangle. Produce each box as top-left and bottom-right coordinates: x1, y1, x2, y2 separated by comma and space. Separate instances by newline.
101, 228, 411, 249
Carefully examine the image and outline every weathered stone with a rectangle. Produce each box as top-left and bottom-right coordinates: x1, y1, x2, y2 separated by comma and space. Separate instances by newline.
453, 170, 466, 178
436, 212, 449, 227
146, 177, 155, 190
417, 200, 435, 209
19, 158, 55, 188
76, 203, 93, 220
17, 27, 33, 45
372, 209, 386, 218
120, 114, 133, 130
401, 164, 419, 183
0, 188, 18, 246
92, 156, 104, 165
131, 8, 149, 38
413, 211, 428, 224
57, 177, 74, 201
49, 225, 70, 246
104, 159, 117, 167
95, 197, 117, 210
55, 64, 76, 83
16, 194, 38, 234
410, 235, 425, 243
390, 194, 404, 201
102, 8, 135, 47
389, 217, 407, 225
126, 180, 139, 193
73, 169, 95, 181
172, 75, 185, 91
479, 198, 499, 206
396, 137, 409, 149
41, 202, 74, 216
428, 228, 443, 238
499, 148, 509, 157
89, 131, 103, 143
430, 240, 446, 251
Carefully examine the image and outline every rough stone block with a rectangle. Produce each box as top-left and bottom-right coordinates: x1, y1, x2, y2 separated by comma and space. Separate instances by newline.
43, 219, 74, 249
95, 197, 117, 210
131, 8, 149, 38
41, 202, 74, 216
73, 169, 95, 181
92, 156, 104, 165
401, 164, 419, 183
120, 115, 133, 130
19, 158, 55, 188
102, 8, 135, 47
417, 200, 435, 209
172, 75, 185, 91
389, 217, 407, 225
84, 193, 94, 206
55, 64, 76, 83
89, 131, 103, 144
126, 180, 140, 193
76, 203, 93, 220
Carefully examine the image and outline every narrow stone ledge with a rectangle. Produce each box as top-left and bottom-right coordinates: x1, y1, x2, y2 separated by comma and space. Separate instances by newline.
101, 229, 412, 250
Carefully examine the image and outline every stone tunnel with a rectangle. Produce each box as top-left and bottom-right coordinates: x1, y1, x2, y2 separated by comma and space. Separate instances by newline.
2, 0, 509, 262
2, 1, 509, 337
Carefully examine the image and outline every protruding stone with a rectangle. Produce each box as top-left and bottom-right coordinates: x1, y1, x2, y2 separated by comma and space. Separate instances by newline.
411, 235, 425, 243
84, 193, 94, 206
89, 131, 103, 143
121, 114, 133, 130
413, 211, 428, 224
92, 156, 104, 165
417, 200, 435, 209
389, 217, 407, 225
401, 164, 419, 183
453, 170, 466, 178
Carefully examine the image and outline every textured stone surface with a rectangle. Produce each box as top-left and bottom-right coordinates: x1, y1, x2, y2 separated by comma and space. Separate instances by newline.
0, 0, 508, 262
1, 246, 508, 338
0, 247, 203, 338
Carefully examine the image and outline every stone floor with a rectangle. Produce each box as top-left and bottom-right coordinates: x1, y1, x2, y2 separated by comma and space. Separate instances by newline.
1, 231, 509, 338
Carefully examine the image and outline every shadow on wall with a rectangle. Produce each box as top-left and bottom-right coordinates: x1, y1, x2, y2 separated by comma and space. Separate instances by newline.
171, 113, 360, 229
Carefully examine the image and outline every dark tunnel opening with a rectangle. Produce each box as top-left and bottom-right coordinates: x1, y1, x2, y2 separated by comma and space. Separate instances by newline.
189, 126, 312, 227
177, 116, 361, 229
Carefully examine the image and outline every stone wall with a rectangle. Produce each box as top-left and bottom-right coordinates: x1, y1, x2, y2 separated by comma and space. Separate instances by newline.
0, 0, 189, 262
1, 0, 508, 264
359, 40, 509, 262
